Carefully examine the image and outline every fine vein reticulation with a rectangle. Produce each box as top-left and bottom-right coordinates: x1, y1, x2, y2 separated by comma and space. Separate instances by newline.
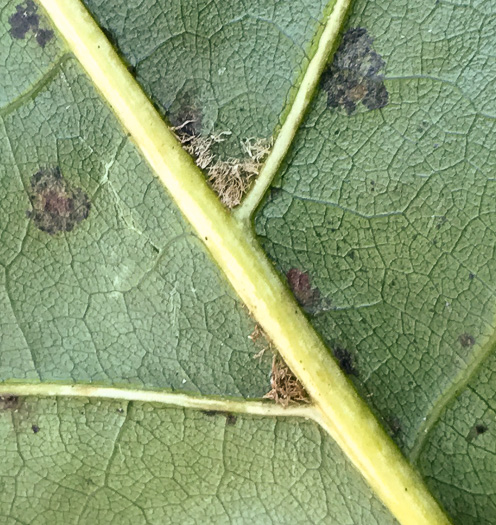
29, 0, 452, 524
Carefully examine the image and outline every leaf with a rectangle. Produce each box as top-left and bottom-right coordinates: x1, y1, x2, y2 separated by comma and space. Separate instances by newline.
0, 0, 493, 523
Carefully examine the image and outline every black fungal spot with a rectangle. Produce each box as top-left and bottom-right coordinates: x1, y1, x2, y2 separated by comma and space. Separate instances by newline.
168, 92, 203, 137
226, 414, 237, 426
386, 416, 402, 438
35, 28, 54, 48
459, 333, 476, 348
26, 167, 91, 235
466, 422, 488, 442
469, 273, 475, 280
31, 424, 40, 433
8, 1, 54, 48
8, 0, 38, 40
476, 424, 488, 435
333, 346, 358, 376
0, 395, 20, 410
202, 410, 237, 426
321, 27, 389, 115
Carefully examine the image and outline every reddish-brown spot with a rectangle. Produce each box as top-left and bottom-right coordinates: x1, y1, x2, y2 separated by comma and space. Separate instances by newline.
27, 167, 90, 235
286, 268, 321, 311
286, 268, 333, 314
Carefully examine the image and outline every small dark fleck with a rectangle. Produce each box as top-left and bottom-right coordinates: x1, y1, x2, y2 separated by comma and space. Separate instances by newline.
322, 27, 388, 115
101, 26, 118, 48
202, 410, 218, 417
35, 28, 54, 48
386, 416, 402, 437
0, 395, 20, 410
202, 410, 237, 426
476, 424, 488, 435
168, 92, 203, 137
333, 346, 358, 376
116, 408, 124, 413
226, 414, 237, 426
346, 250, 355, 260
459, 333, 476, 348
469, 273, 475, 280
26, 167, 91, 235
466, 422, 488, 442
31, 424, 40, 433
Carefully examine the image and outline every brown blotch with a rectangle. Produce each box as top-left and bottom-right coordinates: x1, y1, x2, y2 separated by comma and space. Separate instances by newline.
0, 395, 20, 410
263, 354, 309, 407
459, 333, 476, 348
286, 268, 331, 315
333, 346, 358, 376
322, 27, 388, 114
8, 1, 53, 48
26, 167, 90, 235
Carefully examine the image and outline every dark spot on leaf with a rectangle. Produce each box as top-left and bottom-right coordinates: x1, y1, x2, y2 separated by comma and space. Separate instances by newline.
168, 92, 203, 137
8, 1, 39, 39
202, 410, 237, 426
469, 273, 475, 280
322, 27, 388, 114
8, 1, 53, 48
333, 346, 358, 376
466, 422, 488, 442
35, 28, 54, 49
459, 333, 475, 348
26, 167, 90, 235
31, 424, 40, 433
386, 416, 402, 437
226, 414, 237, 426
476, 424, 488, 435
0, 395, 20, 410
436, 216, 447, 230
286, 268, 328, 314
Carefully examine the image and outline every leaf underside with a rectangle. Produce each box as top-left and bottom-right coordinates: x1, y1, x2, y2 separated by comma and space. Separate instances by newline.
1, 0, 495, 523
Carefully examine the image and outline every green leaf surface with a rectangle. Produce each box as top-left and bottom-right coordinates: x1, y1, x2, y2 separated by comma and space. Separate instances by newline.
0, 396, 396, 524
0, 0, 494, 522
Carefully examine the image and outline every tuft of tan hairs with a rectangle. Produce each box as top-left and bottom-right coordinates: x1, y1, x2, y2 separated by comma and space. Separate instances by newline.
264, 354, 310, 407
174, 121, 271, 208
